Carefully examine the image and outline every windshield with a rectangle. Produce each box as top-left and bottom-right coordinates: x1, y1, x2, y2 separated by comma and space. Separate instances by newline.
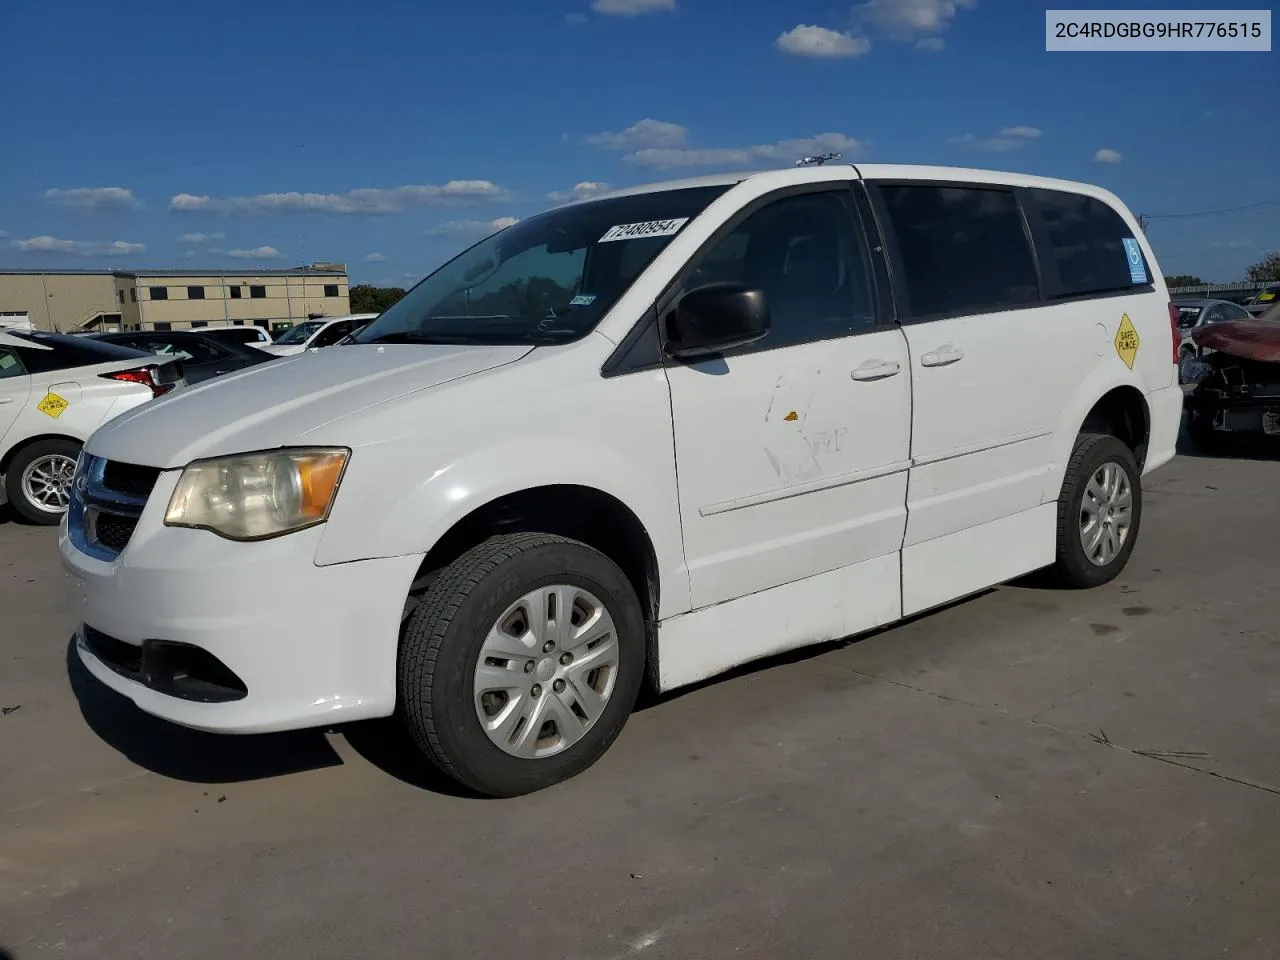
352, 185, 731, 347
274, 321, 325, 345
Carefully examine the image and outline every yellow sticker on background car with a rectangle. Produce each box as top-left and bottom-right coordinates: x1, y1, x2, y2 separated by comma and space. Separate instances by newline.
36, 392, 70, 418
1114, 314, 1140, 369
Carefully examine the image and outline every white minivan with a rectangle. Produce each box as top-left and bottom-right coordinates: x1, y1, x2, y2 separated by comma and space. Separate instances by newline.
61, 163, 1183, 796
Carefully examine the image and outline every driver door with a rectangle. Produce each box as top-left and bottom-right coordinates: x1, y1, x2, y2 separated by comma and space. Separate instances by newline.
664, 186, 911, 613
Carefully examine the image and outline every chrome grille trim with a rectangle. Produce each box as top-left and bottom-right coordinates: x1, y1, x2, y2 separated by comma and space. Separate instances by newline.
68, 454, 158, 562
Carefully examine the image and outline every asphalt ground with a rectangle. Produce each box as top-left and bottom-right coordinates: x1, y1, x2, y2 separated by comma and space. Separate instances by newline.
2, 431, 1278, 959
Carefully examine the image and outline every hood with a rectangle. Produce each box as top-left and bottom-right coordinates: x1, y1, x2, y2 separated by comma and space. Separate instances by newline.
85, 342, 533, 468
1191, 319, 1280, 364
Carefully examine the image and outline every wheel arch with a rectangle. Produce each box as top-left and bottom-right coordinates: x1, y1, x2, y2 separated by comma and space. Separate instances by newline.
1045, 377, 1153, 504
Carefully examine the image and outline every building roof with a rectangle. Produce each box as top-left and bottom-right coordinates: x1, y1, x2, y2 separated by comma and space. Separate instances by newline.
0, 264, 347, 278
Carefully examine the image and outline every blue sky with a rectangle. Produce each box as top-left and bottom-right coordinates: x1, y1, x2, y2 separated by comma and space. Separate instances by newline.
1, 0, 1275, 284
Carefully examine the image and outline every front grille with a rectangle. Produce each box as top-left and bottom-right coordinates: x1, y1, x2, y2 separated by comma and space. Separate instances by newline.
69, 455, 160, 561
94, 514, 138, 553
101, 461, 161, 500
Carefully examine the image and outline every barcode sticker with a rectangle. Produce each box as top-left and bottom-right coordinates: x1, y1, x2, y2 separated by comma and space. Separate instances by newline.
598, 218, 690, 244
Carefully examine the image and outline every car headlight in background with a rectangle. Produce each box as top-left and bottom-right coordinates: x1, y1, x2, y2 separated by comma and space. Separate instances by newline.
165, 448, 350, 540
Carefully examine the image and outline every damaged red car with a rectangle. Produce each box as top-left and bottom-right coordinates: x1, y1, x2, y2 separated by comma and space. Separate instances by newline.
1183, 300, 1280, 448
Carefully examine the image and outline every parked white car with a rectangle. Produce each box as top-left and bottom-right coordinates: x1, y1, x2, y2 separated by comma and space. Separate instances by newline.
1, 330, 185, 523
62, 163, 1183, 797
256, 314, 376, 357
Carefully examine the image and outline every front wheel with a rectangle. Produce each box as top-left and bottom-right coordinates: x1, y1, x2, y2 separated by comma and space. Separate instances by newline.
5, 439, 81, 525
398, 532, 646, 797
1051, 433, 1142, 589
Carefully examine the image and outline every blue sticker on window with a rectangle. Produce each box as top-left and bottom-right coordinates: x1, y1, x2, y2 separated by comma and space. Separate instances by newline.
569, 294, 597, 306
1122, 238, 1147, 285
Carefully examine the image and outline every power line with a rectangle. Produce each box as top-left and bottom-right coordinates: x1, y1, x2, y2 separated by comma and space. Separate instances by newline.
1146, 198, 1280, 220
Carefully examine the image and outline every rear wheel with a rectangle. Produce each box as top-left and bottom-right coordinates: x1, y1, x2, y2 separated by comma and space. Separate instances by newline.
1051, 433, 1142, 588
398, 532, 646, 797
5, 439, 81, 525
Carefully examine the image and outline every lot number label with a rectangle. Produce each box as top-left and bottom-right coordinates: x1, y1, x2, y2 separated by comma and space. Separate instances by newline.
36, 392, 70, 418
1114, 314, 1140, 369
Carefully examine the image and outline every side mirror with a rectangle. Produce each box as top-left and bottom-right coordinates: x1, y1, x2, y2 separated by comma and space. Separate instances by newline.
664, 283, 770, 360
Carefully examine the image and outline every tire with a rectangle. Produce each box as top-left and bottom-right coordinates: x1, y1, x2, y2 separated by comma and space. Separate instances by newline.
1051, 433, 1142, 589
398, 532, 646, 797
4, 438, 81, 525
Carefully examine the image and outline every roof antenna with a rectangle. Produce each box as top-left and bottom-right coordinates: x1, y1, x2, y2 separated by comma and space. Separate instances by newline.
795, 152, 842, 167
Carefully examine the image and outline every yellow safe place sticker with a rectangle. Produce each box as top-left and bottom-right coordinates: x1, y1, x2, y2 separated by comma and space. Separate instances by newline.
1114, 314, 1140, 369
36, 392, 70, 418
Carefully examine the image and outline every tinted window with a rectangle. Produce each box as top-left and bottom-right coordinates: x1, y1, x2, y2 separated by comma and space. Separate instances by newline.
878, 184, 1039, 319
122, 335, 224, 365
311, 320, 355, 348
1222, 302, 1251, 321
187, 285, 205, 299
1026, 189, 1148, 297
0, 347, 25, 379
150, 286, 168, 301
8, 332, 146, 374
324, 284, 339, 298
230, 286, 242, 299
1176, 305, 1203, 330
683, 190, 875, 351
249, 286, 267, 299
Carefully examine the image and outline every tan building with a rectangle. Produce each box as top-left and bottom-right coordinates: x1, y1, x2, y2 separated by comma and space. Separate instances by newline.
1, 263, 350, 333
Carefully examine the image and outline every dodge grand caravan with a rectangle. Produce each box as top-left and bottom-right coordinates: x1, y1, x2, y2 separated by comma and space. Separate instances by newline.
61, 163, 1183, 797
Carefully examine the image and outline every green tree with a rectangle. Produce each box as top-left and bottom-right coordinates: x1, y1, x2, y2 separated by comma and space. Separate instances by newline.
1245, 251, 1280, 283
349, 284, 407, 314
1164, 275, 1204, 287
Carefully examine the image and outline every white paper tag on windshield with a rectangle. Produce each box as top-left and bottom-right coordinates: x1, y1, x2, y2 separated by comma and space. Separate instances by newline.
598, 218, 689, 244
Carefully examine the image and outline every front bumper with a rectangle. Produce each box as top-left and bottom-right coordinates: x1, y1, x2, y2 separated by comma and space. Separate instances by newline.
60, 472, 422, 734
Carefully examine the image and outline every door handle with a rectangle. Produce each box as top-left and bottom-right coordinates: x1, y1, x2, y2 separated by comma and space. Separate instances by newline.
920, 345, 964, 367
0, 397, 12, 404
851, 360, 902, 382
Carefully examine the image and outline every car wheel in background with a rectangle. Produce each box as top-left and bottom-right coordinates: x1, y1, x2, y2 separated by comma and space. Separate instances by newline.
398, 532, 646, 798
1051, 433, 1143, 589
5, 438, 82, 525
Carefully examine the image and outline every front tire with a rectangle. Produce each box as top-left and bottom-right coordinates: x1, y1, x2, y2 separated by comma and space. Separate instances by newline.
398, 532, 646, 797
1051, 433, 1142, 589
5, 439, 81, 525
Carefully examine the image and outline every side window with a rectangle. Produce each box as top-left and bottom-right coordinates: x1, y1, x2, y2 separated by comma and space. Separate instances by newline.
1223, 303, 1251, 321
0, 347, 25, 379
683, 190, 875, 351
877, 184, 1040, 320
1203, 304, 1227, 324
1025, 188, 1149, 298
311, 321, 354, 348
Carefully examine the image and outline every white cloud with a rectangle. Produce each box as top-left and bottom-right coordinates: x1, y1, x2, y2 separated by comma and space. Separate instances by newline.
226, 245, 281, 259
170, 180, 507, 215
11, 235, 145, 257
363, 252, 387, 262
860, 0, 977, 38
178, 231, 225, 244
565, 11, 588, 24
547, 181, 612, 204
590, 0, 674, 15
916, 36, 946, 50
776, 25, 871, 58
429, 217, 520, 237
626, 132, 863, 169
949, 126, 1042, 152
586, 118, 688, 151
43, 186, 140, 210
1094, 147, 1124, 164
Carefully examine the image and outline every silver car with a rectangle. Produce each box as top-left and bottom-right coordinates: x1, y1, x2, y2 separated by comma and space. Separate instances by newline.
1174, 298, 1253, 362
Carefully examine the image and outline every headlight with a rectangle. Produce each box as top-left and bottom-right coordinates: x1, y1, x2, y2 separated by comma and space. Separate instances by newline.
164, 448, 349, 541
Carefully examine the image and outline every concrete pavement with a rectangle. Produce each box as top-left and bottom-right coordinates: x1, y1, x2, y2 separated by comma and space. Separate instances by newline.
2, 439, 1278, 959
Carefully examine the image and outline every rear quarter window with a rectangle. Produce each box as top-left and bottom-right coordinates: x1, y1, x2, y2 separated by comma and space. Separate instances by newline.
875, 183, 1041, 320
1024, 188, 1151, 298
12, 333, 147, 374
